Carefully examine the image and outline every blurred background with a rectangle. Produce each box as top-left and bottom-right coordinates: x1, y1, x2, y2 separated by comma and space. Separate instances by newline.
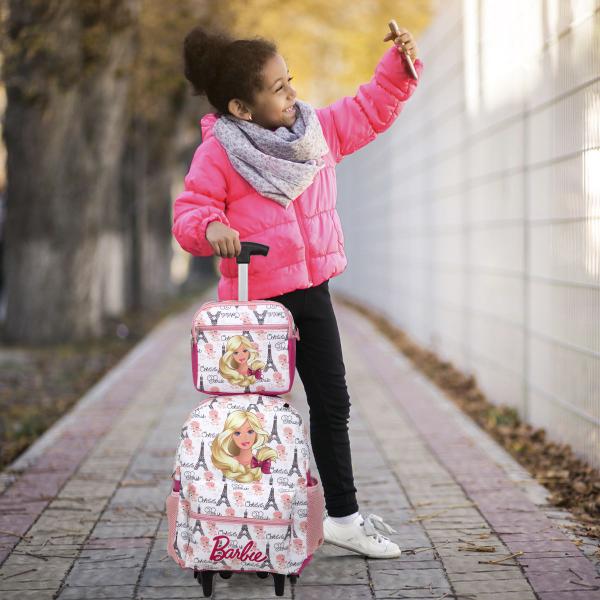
0, 0, 598, 491
0, 0, 432, 467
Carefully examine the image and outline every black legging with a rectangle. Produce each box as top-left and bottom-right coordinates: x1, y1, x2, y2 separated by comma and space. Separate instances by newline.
265, 279, 358, 518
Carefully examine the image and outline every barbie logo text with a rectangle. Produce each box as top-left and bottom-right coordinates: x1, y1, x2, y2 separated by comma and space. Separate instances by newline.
209, 536, 268, 563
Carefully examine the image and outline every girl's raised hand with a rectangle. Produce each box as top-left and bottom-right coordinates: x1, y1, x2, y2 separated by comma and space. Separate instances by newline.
383, 25, 418, 63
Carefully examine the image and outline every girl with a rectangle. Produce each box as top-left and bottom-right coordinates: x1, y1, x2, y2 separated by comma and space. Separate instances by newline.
173, 23, 423, 559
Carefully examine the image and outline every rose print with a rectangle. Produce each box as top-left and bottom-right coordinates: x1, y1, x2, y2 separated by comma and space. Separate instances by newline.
205, 481, 216, 491
299, 520, 308, 534
278, 354, 288, 368
255, 412, 265, 426
204, 343, 215, 358
204, 471, 214, 482
225, 506, 236, 517
281, 494, 292, 510
273, 372, 283, 384
241, 313, 252, 324
209, 387, 220, 394
251, 481, 263, 495
276, 444, 286, 459
187, 483, 198, 501
181, 499, 191, 513
183, 438, 194, 454
234, 491, 244, 506
200, 536, 211, 552
283, 426, 294, 444
207, 522, 217, 536
274, 511, 282, 519
293, 538, 304, 553
256, 385, 266, 393
297, 477, 306, 488
190, 420, 202, 437
209, 409, 219, 424
275, 554, 286, 568
184, 542, 194, 559
254, 524, 265, 539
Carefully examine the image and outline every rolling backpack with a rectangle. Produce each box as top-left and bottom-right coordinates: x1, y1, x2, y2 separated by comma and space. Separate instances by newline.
165, 242, 326, 597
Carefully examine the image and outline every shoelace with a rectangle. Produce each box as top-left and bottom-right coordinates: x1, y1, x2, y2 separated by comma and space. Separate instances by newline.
361, 513, 397, 543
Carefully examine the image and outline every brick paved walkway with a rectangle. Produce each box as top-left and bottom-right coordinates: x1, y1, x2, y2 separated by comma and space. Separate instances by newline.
0, 286, 598, 599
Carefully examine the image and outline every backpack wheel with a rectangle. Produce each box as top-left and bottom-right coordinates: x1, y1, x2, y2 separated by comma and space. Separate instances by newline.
219, 570, 233, 579
200, 570, 214, 597
273, 573, 286, 596
256, 571, 269, 579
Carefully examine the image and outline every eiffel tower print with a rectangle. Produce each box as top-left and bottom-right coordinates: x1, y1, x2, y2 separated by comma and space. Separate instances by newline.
206, 310, 221, 325
196, 329, 209, 344
246, 400, 260, 412
269, 414, 281, 444
263, 344, 278, 373
237, 511, 253, 541
288, 447, 302, 477
192, 518, 205, 536
194, 441, 208, 470
180, 425, 189, 439
283, 522, 292, 543
253, 309, 267, 324
173, 530, 183, 561
216, 474, 231, 507
261, 541, 274, 570
264, 477, 279, 511
197, 374, 205, 392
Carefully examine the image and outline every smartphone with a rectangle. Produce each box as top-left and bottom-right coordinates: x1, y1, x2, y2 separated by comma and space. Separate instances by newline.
388, 20, 418, 80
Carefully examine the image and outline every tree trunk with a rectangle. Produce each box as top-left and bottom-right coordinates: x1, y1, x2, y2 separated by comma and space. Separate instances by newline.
3, 0, 140, 343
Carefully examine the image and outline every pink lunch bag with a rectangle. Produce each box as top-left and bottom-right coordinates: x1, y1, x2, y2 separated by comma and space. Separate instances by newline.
190, 242, 300, 396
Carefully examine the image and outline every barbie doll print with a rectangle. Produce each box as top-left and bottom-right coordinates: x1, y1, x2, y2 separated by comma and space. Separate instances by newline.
210, 410, 278, 483
219, 335, 267, 387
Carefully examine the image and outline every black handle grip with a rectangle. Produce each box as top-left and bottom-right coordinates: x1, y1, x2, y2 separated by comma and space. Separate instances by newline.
237, 241, 269, 264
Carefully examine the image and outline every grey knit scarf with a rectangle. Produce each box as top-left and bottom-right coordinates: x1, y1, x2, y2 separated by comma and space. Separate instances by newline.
212, 99, 330, 208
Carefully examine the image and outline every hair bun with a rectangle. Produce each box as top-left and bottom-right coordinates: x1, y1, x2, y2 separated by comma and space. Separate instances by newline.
183, 26, 232, 96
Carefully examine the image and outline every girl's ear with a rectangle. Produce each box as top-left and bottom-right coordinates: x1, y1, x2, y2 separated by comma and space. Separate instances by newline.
228, 98, 252, 120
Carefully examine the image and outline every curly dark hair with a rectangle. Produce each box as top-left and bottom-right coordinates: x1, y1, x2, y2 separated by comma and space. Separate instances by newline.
183, 25, 278, 117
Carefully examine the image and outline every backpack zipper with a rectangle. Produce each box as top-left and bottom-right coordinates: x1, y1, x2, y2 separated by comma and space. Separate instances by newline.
192, 319, 300, 342
192, 301, 299, 341
172, 493, 292, 526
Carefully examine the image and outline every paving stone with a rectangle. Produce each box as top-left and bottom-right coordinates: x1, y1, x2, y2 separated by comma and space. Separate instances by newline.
57, 584, 136, 599
2, 290, 597, 600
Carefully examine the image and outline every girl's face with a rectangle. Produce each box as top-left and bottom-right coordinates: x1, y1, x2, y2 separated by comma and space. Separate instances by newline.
233, 420, 257, 450
230, 53, 298, 130
233, 343, 249, 365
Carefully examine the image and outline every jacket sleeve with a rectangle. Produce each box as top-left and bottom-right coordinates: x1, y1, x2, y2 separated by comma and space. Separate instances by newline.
171, 142, 231, 257
317, 46, 424, 164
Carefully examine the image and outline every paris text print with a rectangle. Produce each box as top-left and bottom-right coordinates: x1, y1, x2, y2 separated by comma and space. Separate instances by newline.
167, 394, 322, 575
190, 302, 298, 395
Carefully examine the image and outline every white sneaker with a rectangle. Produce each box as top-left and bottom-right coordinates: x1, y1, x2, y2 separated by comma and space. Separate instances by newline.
323, 512, 402, 559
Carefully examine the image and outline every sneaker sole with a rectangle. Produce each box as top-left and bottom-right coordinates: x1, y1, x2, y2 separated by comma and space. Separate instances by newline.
324, 536, 402, 559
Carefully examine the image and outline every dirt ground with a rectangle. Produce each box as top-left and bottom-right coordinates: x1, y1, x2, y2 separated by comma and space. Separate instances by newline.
0, 284, 211, 470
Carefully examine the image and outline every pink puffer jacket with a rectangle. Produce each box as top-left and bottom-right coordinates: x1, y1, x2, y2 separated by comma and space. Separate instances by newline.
172, 45, 423, 301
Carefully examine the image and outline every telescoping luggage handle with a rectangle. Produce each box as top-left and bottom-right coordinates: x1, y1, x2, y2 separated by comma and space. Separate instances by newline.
237, 241, 269, 301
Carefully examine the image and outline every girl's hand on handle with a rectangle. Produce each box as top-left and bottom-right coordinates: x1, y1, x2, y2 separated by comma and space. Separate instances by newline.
206, 220, 242, 258
383, 24, 418, 63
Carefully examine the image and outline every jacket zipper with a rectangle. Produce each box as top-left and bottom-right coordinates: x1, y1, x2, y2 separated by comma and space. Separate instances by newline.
292, 201, 312, 286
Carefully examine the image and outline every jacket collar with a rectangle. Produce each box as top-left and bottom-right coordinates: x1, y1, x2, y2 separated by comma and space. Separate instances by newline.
200, 112, 219, 141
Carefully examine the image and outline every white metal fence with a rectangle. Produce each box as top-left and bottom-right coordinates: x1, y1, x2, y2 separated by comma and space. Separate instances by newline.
333, 0, 600, 468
